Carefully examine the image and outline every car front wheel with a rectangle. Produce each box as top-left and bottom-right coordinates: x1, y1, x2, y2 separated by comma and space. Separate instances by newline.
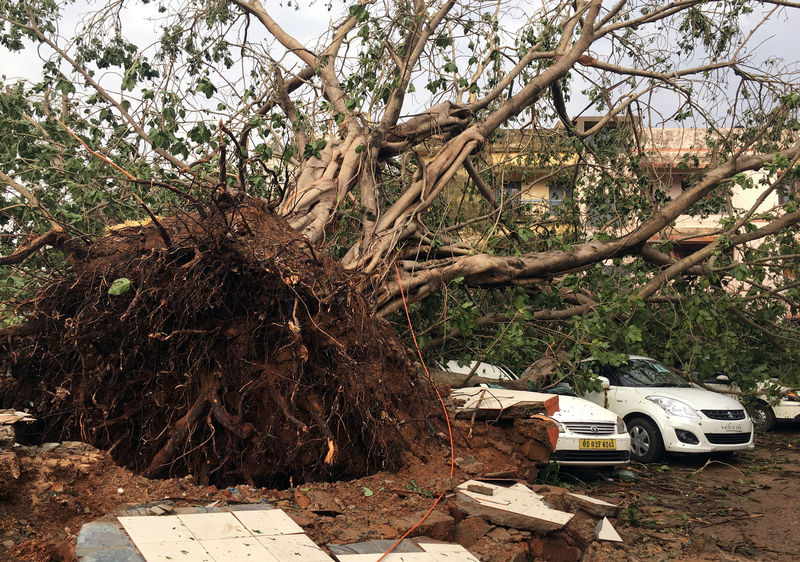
627, 417, 665, 463
747, 401, 776, 432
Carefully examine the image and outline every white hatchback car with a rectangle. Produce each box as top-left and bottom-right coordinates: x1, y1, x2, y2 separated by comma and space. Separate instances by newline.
446, 369, 631, 467
578, 356, 755, 463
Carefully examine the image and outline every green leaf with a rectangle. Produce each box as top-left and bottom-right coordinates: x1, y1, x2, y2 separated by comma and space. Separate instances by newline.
108, 278, 132, 296
304, 139, 327, 159
363, 487, 373, 497
55, 78, 76, 95
624, 325, 643, 344
196, 77, 217, 99
348, 4, 369, 22
149, 129, 171, 150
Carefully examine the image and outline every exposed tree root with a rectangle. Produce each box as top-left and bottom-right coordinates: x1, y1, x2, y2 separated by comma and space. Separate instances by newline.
1, 197, 431, 487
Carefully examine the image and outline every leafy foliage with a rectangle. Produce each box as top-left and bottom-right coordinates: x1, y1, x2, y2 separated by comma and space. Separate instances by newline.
1, 0, 799, 395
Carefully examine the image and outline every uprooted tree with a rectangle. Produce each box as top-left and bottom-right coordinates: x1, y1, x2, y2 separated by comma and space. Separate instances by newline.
1, 0, 800, 483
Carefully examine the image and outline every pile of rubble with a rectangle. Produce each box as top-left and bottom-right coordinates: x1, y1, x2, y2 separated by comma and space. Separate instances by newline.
0, 410, 34, 496
449, 480, 621, 561
67, 477, 624, 561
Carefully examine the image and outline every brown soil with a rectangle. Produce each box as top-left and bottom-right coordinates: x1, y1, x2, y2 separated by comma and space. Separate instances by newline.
575, 423, 800, 561
2, 420, 798, 561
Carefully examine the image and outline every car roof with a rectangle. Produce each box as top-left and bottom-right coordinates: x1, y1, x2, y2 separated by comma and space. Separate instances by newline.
437, 360, 516, 380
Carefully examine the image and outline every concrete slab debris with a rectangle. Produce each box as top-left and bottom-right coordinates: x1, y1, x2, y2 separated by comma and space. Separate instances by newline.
0, 410, 36, 424
564, 492, 619, 518
450, 388, 559, 419
465, 484, 494, 496
595, 517, 623, 542
75, 521, 145, 562
329, 538, 423, 555
330, 537, 480, 561
455, 480, 573, 533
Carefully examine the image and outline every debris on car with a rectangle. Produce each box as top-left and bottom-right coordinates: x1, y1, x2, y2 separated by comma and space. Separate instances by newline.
451, 387, 631, 467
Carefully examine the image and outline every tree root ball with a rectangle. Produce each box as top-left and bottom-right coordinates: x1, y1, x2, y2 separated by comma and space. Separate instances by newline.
1, 197, 433, 487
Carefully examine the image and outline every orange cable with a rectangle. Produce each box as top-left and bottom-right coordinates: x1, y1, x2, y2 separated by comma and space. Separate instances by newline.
378, 263, 455, 561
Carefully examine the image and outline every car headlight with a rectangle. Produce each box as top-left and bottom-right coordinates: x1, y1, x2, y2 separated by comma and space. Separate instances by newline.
616, 417, 626, 433
551, 419, 565, 433
782, 391, 800, 402
646, 396, 701, 419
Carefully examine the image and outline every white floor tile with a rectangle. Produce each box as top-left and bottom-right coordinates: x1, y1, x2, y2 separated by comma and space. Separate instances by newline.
118, 515, 196, 544
336, 555, 435, 561
257, 533, 333, 560
177, 512, 251, 540
232, 509, 304, 536
429, 552, 480, 561
133, 540, 212, 562
200, 537, 279, 561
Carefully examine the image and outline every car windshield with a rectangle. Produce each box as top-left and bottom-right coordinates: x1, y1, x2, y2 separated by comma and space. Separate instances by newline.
615, 360, 690, 388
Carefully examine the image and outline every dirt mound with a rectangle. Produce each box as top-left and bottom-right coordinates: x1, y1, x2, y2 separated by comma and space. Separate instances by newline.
1, 197, 431, 488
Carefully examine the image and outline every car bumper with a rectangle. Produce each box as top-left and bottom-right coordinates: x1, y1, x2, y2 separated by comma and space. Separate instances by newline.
661, 417, 754, 453
551, 433, 631, 466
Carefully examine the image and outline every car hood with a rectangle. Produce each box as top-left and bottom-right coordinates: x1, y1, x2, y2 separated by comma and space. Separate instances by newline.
633, 386, 743, 409
551, 395, 617, 423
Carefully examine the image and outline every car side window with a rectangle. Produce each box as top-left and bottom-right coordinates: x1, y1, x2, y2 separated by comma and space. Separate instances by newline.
600, 365, 621, 386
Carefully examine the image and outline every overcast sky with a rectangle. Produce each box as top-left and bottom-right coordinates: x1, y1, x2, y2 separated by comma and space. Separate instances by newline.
1, 1, 797, 126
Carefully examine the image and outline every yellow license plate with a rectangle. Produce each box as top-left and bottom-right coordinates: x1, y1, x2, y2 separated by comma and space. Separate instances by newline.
579, 439, 616, 450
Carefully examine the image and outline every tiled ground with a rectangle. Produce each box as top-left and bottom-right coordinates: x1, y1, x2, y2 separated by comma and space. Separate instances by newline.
76, 504, 332, 562
330, 538, 480, 561
77, 504, 480, 561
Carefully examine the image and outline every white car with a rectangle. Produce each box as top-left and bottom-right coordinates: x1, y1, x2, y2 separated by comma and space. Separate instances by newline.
437, 359, 517, 381
702, 375, 800, 432
548, 393, 631, 466
450, 386, 631, 467
577, 356, 755, 463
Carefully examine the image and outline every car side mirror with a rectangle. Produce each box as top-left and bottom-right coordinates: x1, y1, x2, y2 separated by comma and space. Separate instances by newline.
597, 376, 610, 389
715, 374, 730, 383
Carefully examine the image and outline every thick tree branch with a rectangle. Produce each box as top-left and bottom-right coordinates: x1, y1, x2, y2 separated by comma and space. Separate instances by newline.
376, 139, 800, 311
0, 229, 65, 266
637, 209, 800, 300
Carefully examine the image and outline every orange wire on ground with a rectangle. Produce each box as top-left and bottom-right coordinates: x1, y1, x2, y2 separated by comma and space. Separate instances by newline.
377, 263, 456, 561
